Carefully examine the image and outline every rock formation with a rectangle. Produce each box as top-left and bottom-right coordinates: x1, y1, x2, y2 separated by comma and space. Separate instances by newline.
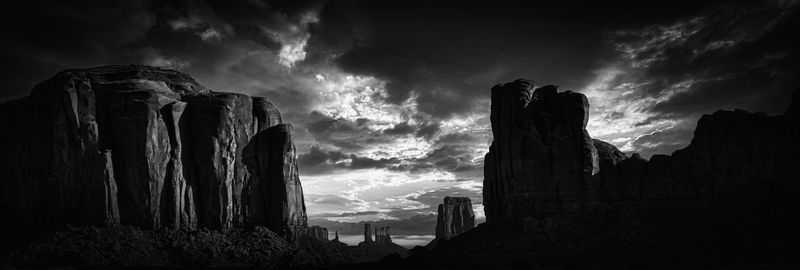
0, 65, 308, 244
242, 124, 308, 238
308, 226, 329, 242
358, 223, 394, 246
363, 223, 374, 243
375, 226, 392, 245
352, 223, 406, 262
483, 79, 800, 228
330, 231, 347, 247
435, 197, 475, 240
483, 80, 598, 226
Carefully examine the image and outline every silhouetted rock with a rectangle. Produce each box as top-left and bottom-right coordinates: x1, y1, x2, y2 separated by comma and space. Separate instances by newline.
375, 226, 392, 245
308, 226, 329, 241
330, 231, 347, 247
484, 78, 800, 227
435, 197, 475, 240
484, 80, 598, 226
349, 223, 406, 262
0, 65, 308, 251
362, 223, 373, 243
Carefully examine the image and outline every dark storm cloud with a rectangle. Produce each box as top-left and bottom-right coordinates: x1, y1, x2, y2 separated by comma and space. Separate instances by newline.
0, 0, 155, 100
419, 145, 477, 173
382, 122, 415, 135
580, 1, 800, 157
303, 111, 381, 151
378, 131, 491, 175
621, 2, 800, 119
349, 155, 400, 169
0, 0, 326, 123
414, 122, 441, 139
307, 0, 718, 119
382, 121, 440, 139
297, 145, 401, 175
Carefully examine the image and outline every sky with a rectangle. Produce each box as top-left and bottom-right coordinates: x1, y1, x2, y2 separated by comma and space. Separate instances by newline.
2, 0, 799, 247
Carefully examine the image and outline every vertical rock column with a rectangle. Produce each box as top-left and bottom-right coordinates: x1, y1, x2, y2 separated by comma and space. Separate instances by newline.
375, 226, 392, 244
484, 79, 534, 223
435, 197, 476, 240
103, 83, 179, 230
243, 124, 308, 238
160, 101, 196, 229
363, 223, 374, 243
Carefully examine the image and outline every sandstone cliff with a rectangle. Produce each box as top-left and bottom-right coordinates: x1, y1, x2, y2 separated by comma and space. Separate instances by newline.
483, 79, 800, 227
483, 80, 598, 225
0, 65, 307, 244
435, 197, 475, 240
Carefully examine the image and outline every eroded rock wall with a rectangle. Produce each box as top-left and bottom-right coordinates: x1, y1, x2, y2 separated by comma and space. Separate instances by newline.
435, 197, 475, 240
0, 65, 307, 243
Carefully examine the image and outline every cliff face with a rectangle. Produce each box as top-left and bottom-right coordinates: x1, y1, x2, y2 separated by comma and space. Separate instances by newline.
435, 197, 475, 240
0, 65, 307, 240
484, 80, 598, 225
484, 79, 800, 227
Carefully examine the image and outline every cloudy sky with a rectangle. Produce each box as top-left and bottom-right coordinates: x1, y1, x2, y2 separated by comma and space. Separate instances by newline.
2, 0, 799, 247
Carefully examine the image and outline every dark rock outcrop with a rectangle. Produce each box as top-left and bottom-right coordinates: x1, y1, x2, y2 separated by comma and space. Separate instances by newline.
351, 223, 407, 263
483, 78, 800, 227
0, 65, 308, 249
375, 226, 392, 245
362, 223, 373, 243
329, 231, 347, 247
484, 80, 598, 226
308, 226, 329, 242
435, 197, 475, 240
359, 223, 394, 246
